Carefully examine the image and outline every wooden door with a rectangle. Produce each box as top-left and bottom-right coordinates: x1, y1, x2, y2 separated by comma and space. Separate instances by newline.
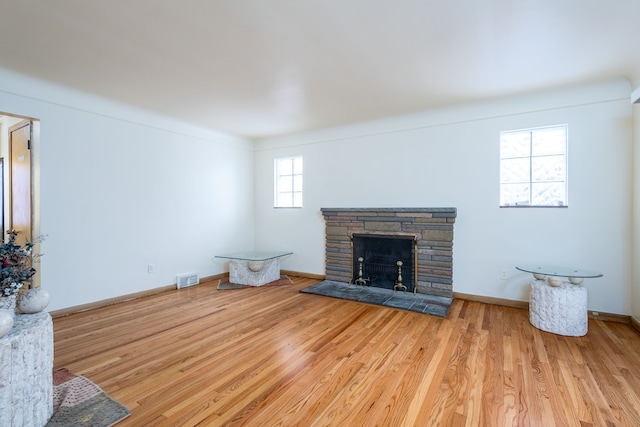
9, 120, 32, 246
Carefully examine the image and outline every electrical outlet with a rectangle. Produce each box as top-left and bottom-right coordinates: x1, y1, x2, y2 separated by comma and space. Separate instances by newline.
500, 269, 507, 280
147, 264, 155, 273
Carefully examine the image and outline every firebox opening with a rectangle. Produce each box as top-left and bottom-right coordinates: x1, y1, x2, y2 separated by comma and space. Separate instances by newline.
352, 234, 415, 292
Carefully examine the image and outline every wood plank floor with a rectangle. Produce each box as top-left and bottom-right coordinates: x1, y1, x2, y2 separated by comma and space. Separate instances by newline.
53, 276, 640, 426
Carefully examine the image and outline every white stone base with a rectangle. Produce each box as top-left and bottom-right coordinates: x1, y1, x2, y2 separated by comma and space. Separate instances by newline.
0, 312, 53, 426
529, 279, 588, 336
229, 258, 281, 286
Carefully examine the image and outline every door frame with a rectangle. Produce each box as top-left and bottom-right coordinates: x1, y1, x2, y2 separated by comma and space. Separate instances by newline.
5, 116, 41, 288
9, 119, 32, 244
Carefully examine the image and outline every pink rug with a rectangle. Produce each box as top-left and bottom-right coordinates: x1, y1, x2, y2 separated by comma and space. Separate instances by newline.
46, 368, 130, 426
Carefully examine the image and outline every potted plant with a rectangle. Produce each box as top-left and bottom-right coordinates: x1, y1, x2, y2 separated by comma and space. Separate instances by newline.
0, 230, 42, 317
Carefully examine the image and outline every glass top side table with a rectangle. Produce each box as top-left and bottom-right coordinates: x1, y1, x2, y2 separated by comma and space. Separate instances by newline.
518, 265, 603, 336
516, 265, 603, 285
215, 251, 292, 286
215, 251, 293, 262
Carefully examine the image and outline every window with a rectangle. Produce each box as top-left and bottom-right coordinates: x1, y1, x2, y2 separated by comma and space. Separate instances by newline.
500, 125, 567, 207
274, 156, 303, 208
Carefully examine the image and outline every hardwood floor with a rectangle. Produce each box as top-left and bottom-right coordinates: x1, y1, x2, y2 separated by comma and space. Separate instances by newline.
53, 276, 640, 426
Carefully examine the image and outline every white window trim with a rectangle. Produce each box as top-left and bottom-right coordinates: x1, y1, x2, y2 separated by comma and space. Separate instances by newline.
500, 124, 568, 208
274, 156, 303, 208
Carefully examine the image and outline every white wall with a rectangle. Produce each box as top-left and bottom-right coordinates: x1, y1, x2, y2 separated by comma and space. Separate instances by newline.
255, 80, 633, 315
0, 68, 255, 311
1, 66, 633, 316
632, 93, 640, 322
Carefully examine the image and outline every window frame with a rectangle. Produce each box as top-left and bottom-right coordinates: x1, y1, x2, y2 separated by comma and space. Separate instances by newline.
499, 124, 568, 208
274, 156, 303, 208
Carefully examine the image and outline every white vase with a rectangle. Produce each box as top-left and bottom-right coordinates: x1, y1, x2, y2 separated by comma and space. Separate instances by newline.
16, 288, 50, 314
0, 294, 17, 319
0, 309, 13, 338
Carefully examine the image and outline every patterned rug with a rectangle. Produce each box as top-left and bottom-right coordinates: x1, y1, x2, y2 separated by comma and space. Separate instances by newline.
46, 368, 130, 427
300, 280, 452, 317
217, 275, 293, 290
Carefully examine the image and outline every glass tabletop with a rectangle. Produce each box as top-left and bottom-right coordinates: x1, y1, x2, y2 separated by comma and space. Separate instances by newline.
516, 265, 603, 278
215, 251, 293, 261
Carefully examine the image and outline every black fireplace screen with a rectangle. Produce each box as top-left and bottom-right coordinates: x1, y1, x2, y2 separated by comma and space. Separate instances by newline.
352, 234, 415, 291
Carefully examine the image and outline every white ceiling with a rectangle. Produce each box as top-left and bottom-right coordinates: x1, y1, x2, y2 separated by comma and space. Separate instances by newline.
1, 0, 639, 139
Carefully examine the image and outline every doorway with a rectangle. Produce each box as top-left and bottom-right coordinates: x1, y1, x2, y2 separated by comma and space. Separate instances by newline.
0, 113, 41, 287
9, 120, 32, 245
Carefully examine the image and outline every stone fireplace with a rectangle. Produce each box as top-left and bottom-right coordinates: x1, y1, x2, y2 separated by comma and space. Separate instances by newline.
321, 208, 456, 298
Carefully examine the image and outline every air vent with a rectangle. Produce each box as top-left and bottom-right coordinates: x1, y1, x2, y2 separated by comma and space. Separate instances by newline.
176, 273, 199, 289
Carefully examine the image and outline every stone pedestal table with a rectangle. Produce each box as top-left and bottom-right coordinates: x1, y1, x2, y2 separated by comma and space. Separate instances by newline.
529, 279, 588, 336
516, 265, 602, 336
0, 312, 53, 426
216, 251, 293, 286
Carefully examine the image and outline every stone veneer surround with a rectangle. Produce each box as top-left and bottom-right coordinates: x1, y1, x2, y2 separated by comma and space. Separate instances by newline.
321, 208, 456, 297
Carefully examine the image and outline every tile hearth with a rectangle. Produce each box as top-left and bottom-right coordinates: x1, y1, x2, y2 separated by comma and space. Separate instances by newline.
300, 280, 452, 317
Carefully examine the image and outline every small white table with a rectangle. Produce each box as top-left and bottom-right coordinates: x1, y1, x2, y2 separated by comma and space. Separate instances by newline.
516, 265, 603, 336
216, 251, 292, 286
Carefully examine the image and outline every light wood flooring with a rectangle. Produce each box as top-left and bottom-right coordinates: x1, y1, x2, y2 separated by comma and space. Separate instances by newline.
53, 276, 640, 426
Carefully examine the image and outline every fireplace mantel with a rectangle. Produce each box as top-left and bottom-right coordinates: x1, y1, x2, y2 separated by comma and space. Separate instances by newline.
321, 207, 456, 297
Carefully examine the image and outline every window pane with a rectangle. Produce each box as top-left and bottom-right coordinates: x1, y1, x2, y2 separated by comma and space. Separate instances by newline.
501, 158, 530, 183
293, 157, 303, 174
277, 158, 293, 175
532, 127, 566, 156
277, 192, 292, 207
278, 175, 292, 192
293, 192, 303, 207
532, 155, 565, 182
500, 132, 530, 159
532, 182, 566, 206
293, 175, 302, 192
500, 183, 530, 206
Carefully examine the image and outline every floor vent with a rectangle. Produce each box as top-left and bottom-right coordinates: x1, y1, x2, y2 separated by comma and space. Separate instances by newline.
176, 273, 199, 289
